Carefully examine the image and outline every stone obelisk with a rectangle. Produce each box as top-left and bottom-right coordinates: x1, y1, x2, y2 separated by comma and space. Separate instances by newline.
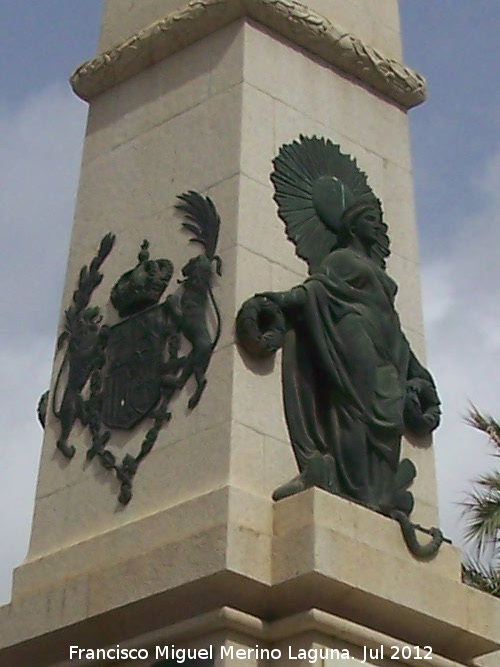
1, 1, 499, 665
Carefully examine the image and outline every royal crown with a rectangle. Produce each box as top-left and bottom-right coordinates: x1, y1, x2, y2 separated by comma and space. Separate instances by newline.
110, 240, 173, 318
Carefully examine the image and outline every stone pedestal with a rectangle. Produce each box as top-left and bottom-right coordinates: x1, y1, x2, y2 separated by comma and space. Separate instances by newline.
1, 490, 499, 664
1, 1, 499, 666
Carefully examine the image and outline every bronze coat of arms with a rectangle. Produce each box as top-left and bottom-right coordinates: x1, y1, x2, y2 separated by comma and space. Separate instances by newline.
43, 192, 222, 504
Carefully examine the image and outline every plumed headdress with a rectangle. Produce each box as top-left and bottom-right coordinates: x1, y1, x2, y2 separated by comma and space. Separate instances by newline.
271, 135, 385, 273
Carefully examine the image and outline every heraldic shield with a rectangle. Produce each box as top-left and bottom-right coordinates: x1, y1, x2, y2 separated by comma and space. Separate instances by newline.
46, 191, 223, 504
101, 305, 170, 430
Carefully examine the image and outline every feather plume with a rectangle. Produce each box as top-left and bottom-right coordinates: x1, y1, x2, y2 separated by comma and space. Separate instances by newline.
176, 191, 220, 259
271, 136, 378, 273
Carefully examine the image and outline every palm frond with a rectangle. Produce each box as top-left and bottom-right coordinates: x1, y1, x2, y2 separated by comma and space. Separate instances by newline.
462, 565, 500, 596
176, 191, 220, 259
462, 555, 500, 597
463, 486, 500, 552
475, 473, 500, 493
466, 405, 500, 450
462, 405, 500, 583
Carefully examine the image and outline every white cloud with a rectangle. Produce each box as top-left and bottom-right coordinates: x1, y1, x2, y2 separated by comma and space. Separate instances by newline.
0, 341, 53, 603
0, 83, 87, 604
0, 83, 87, 339
421, 263, 454, 329
422, 144, 500, 550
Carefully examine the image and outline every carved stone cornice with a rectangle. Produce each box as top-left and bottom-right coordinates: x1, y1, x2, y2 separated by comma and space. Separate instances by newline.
70, 0, 426, 109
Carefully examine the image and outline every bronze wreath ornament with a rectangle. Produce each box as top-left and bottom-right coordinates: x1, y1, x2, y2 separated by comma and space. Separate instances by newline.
236, 296, 287, 358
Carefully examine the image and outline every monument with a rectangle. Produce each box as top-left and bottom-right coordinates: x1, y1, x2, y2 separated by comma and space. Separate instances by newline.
1, 1, 499, 665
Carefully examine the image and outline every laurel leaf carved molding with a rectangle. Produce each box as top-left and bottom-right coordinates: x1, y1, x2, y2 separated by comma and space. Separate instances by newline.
70, 0, 426, 109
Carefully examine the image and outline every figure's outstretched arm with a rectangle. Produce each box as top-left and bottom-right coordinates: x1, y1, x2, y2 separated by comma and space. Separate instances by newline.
256, 285, 307, 314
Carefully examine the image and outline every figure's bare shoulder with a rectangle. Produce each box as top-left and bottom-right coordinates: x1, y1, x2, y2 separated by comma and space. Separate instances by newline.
320, 247, 367, 278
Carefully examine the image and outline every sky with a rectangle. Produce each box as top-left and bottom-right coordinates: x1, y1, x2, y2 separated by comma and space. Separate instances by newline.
0, 1, 499, 604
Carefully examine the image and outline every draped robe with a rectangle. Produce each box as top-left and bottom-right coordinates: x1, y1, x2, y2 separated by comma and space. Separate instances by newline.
281, 247, 428, 510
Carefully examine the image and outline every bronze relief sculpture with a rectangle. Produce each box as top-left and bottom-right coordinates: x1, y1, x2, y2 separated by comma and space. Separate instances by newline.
44, 192, 222, 505
237, 136, 443, 557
